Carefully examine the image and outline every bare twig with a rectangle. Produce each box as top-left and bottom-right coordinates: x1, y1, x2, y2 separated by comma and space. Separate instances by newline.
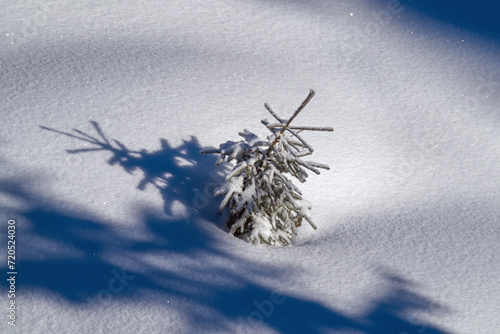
264, 103, 286, 124
266, 124, 334, 132
265, 89, 316, 158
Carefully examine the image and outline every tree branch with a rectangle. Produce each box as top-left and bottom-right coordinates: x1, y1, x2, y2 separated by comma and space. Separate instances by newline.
265, 89, 315, 158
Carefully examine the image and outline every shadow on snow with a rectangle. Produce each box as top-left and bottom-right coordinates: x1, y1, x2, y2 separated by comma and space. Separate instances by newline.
387, 0, 500, 41
0, 121, 451, 333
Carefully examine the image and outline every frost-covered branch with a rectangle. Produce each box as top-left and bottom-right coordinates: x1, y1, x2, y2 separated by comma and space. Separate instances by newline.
201, 89, 333, 245
265, 89, 316, 158
266, 124, 334, 132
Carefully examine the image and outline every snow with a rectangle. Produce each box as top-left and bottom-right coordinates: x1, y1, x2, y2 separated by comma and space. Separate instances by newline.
1, 0, 499, 333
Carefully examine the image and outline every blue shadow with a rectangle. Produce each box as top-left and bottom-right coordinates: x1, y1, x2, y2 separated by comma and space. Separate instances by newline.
0, 122, 453, 333
398, 0, 500, 40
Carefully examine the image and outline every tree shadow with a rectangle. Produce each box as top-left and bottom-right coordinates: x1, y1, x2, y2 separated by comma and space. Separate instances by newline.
271, 0, 500, 42
360, 272, 450, 334
0, 123, 452, 332
384, 0, 500, 41
40, 121, 228, 223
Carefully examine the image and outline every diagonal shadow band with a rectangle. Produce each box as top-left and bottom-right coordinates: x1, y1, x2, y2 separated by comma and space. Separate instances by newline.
0, 122, 452, 332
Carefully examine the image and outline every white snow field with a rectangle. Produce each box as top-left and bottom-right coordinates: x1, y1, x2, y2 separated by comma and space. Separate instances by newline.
1, 0, 499, 333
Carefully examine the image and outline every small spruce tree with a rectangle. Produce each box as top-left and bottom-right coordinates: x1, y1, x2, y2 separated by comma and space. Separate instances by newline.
201, 90, 333, 245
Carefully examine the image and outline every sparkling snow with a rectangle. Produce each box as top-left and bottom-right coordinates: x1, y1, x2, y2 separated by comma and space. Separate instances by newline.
1, 0, 499, 333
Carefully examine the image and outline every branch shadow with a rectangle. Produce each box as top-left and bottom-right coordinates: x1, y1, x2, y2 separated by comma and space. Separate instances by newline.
0, 123, 452, 333
40, 121, 228, 223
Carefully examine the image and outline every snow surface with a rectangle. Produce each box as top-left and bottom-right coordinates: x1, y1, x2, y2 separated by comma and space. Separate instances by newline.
1, 0, 499, 333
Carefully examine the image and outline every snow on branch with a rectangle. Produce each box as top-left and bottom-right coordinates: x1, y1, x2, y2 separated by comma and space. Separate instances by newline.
201, 89, 333, 246
266, 124, 334, 132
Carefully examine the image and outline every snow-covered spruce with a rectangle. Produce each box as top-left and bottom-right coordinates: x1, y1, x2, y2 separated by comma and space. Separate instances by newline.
201, 90, 333, 245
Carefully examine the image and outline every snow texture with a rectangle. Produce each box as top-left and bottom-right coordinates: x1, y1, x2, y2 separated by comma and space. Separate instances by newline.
1, 0, 500, 333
